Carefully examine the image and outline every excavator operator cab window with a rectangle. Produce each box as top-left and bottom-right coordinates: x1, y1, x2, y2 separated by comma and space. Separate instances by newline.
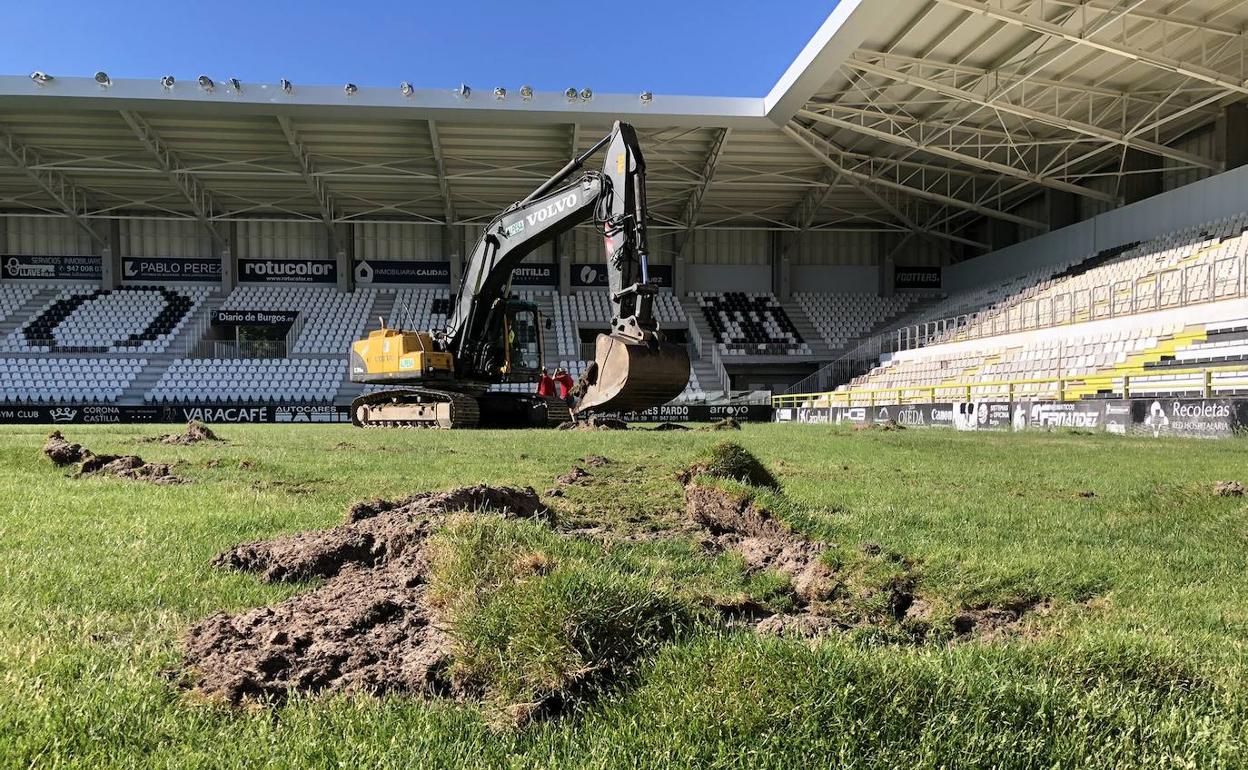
501, 300, 542, 380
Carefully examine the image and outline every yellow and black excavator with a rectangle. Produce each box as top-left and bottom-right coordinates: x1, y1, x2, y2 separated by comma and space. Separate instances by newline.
347, 121, 690, 428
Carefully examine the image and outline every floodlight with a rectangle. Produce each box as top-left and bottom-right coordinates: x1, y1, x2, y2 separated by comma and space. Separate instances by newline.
580, 88, 592, 101
493, 86, 506, 100
564, 87, 577, 100
94, 71, 111, 87
160, 75, 175, 88
639, 91, 653, 104
344, 83, 358, 95
30, 71, 52, 85
519, 84, 533, 101
456, 83, 471, 99
280, 79, 293, 93
197, 75, 214, 91
400, 81, 413, 96
229, 77, 242, 92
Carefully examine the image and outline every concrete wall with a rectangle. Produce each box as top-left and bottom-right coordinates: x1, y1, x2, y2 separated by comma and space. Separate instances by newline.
946, 165, 1248, 292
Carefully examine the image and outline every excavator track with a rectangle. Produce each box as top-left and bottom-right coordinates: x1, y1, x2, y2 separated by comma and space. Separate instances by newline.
350, 388, 481, 429
350, 388, 570, 429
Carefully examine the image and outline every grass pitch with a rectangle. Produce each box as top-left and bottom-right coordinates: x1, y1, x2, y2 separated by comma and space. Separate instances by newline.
1, 423, 1247, 768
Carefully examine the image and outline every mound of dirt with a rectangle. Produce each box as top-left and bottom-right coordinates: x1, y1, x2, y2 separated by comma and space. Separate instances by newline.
686, 484, 835, 605
43, 431, 84, 465
854, 420, 905, 432
651, 422, 691, 432
683, 477, 1047, 643
183, 485, 548, 706
679, 441, 780, 489
702, 418, 741, 431
581, 455, 611, 468
43, 431, 187, 484
148, 421, 221, 445
554, 466, 591, 486
557, 416, 628, 431
1214, 480, 1245, 497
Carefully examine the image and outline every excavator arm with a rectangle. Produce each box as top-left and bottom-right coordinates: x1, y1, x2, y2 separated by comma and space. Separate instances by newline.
445, 121, 689, 415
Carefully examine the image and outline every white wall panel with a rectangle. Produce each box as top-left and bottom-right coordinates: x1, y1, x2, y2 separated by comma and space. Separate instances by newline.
791, 230, 878, 266
121, 219, 213, 257
3, 216, 94, 255
687, 229, 769, 265
354, 222, 442, 260
235, 220, 329, 259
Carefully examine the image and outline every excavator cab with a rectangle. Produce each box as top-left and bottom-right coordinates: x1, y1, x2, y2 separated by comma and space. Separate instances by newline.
497, 298, 543, 381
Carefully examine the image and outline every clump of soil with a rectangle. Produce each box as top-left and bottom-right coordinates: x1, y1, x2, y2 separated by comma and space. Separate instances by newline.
182, 485, 548, 705
557, 416, 628, 431
43, 431, 187, 484
148, 421, 221, 445
854, 420, 905, 432
651, 422, 691, 432
1214, 480, 1245, 497
42, 431, 85, 465
702, 418, 741, 431
679, 441, 780, 489
581, 455, 611, 468
555, 466, 591, 486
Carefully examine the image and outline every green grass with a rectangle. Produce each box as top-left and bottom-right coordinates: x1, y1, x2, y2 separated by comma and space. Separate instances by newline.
2, 423, 1247, 767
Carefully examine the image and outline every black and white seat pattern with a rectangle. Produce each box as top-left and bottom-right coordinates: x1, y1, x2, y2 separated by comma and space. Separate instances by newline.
695, 292, 808, 356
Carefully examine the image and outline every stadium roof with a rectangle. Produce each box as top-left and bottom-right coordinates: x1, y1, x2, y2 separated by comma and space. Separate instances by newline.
1, 0, 1245, 255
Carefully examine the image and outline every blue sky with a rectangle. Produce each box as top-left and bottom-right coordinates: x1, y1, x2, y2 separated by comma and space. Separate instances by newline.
2, 0, 836, 96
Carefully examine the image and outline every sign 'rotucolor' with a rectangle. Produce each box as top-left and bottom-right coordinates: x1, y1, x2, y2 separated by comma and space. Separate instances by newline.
239, 258, 336, 283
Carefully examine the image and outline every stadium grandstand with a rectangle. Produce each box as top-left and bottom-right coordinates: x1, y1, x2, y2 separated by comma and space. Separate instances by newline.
2, 0, 1248, 430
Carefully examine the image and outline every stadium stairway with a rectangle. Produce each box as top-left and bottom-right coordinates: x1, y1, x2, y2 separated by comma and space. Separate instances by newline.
367, 291, 396, 331
690, 353, 725, 398
120, 295, 225, 404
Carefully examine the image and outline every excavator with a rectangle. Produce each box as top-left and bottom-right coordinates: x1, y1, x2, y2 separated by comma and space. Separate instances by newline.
347, 121, 690, 428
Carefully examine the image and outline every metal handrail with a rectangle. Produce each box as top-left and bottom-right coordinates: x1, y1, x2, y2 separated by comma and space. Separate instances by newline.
774, 364, 1247, 408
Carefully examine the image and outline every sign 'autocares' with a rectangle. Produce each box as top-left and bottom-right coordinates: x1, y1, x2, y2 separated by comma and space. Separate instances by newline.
239, 259, 336, 283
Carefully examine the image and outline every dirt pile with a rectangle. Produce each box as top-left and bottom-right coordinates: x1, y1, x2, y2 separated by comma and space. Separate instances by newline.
557, 415, 628, 431
1214, 480, 1245, 497
43, 431, 187, 484
651, 422, 691, 432
703, 418, 742, 431
146, 421, 222, 445
182, 485, 548, 705
854, 420, 905, 432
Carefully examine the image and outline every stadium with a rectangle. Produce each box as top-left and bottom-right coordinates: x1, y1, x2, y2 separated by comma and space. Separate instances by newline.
4, 1, 1248, 766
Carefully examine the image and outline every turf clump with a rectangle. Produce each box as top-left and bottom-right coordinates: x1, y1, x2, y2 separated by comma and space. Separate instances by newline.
679, 441, 780, 489
426, 517, 690, 727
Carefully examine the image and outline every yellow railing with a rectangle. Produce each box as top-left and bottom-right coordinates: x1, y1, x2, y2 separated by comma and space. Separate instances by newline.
773, 365, 1248, 409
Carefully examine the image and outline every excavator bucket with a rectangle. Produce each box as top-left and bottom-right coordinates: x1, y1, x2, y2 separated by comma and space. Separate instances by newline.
573, 333, 691, 415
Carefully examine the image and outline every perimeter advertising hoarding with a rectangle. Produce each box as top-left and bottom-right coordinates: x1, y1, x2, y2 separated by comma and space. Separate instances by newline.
571, 263, 673, 288
776, 398, 1248, 440
353, 260, 450, 285
239, 259, 336, 284
122, 257, 221, 283
3, 255, 101, 281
